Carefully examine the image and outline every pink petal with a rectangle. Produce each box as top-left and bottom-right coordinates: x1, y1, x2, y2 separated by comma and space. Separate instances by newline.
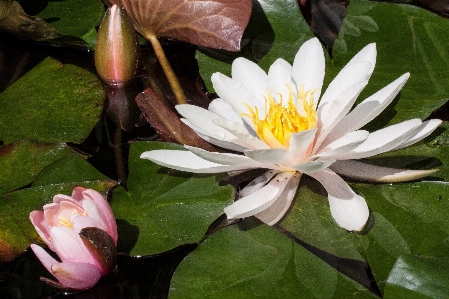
50, 262, 102, 290
224, 172, 294, 219
81, 189, 118, 244
308, 169, 369, 231
49, 226, 95, 265
29, 211, 52, 248
255, 173, 302, 225
30, 244, 59, 274
71, 214, 107, 234
71, 186, 87, 201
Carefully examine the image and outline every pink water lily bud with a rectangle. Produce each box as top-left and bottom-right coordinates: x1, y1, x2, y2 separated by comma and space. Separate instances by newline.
95, 4, 139, 85
29, 187, 118, 290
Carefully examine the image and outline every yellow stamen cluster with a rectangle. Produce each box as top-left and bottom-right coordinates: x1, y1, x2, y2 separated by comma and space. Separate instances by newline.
57, 209, 88, 228
242, 84, 317, 148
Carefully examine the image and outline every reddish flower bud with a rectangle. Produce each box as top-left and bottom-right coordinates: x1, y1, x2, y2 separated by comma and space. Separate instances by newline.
95, 5, 139, 85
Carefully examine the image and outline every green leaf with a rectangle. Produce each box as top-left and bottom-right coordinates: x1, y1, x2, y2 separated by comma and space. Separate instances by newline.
196, 0, 315, 91
332, 0, 449, 128
384, 255, 449, 299
0, 141, 72, 195
36, 0, 104, 47
169, 221, 377, 299
279, 177, 364, 261
110, 141, 234, 256
0, 57, 105, 144
355, 181, 449, 292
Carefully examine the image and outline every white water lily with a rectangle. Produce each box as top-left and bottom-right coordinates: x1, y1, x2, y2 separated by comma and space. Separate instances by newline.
141, 38, 442, 231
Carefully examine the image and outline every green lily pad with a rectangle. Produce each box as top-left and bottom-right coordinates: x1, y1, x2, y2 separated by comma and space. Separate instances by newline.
0, 57, 105, 145
332, 0, 449, 128
0, 140, 72, 195
110, 141, 234, 256
169, 221, 378, 299
279, 177, 364, 261
384, 255, 449, 299
355, 181, 449, 292
36, 0, 104, 47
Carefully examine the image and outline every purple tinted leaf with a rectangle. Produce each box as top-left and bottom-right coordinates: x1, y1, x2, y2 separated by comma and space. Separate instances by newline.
109, 0, 252, 51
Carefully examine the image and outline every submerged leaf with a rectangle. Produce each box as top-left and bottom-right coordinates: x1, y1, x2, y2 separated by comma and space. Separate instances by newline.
108, 0, 252, 51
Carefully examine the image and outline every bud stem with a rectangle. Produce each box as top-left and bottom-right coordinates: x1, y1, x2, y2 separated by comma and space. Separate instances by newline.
147, 34, 187, 105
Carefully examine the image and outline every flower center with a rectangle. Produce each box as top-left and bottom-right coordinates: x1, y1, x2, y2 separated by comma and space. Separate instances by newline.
242, 84, 317, 148
57, 209, 88, 229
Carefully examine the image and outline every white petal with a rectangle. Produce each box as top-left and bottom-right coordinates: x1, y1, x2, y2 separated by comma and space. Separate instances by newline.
239, 170, 280, 197
330, 160, 438, 183
176, 104, 238, 142
288, 128, 317, 163
255, 173, 302, 225
313, 130, 369, 158
224, 172, 294, 219
308, 169, 369, 231
211, 73, 263, 130
342, 43, 377, 75
323, 73, 410, 147
140, 150, 261, 173
185, 145, 262, 166
268, 58, 294, 103
213, 118, 269, 150
208, 98, 243, 124
181, 118, 247, 152
292, 38, 325, 107
244, 148, 290, 165
317, 62, 372, 123
332, 119, 423, 160
393, 119, 442, 150
232, 57, 268, 102
291, 159, 335, 174
314, 80, 369, 151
